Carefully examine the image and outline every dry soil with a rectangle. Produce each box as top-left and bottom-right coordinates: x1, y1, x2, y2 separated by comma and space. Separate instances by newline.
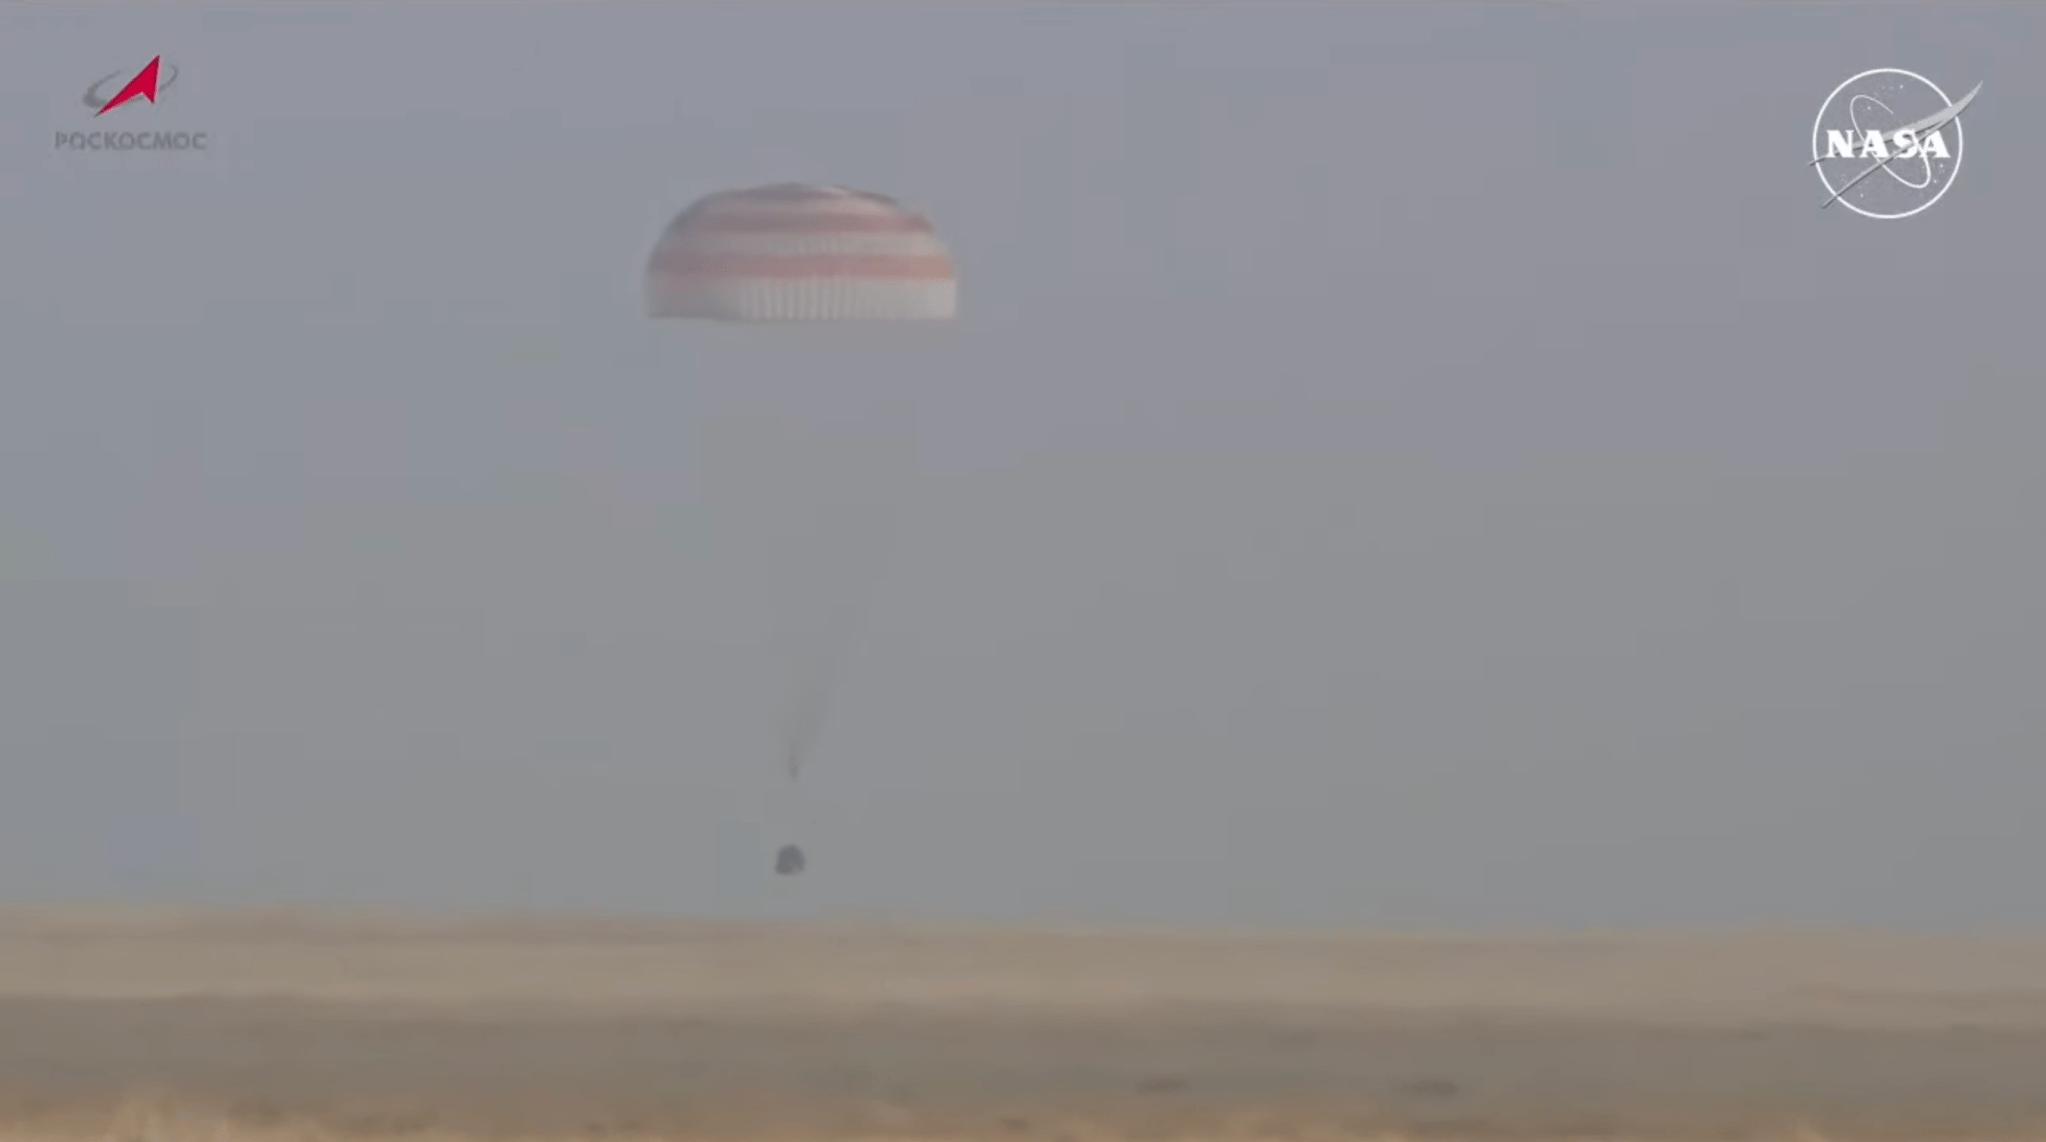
2, 908, 2044, 1142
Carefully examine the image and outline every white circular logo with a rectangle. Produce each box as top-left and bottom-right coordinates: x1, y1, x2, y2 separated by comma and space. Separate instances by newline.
1810, 68, 1978, 220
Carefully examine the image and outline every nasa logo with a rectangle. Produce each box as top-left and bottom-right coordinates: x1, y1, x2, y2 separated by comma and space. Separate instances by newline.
1810, 68, 1981, 220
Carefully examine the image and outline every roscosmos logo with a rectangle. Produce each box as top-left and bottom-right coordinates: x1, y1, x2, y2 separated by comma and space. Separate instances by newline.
56, 56, 210, 153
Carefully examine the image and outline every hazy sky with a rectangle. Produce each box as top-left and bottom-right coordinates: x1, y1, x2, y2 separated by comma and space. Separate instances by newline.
3, 3, 2042, 930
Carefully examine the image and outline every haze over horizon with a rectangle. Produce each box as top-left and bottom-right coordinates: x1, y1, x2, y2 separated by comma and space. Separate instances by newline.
3, 3, 2042, 932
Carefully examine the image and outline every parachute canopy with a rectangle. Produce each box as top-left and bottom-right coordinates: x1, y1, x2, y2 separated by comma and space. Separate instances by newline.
645, 183, 957, 323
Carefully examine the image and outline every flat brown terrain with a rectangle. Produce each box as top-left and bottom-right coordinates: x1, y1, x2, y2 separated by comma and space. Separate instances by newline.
3, 909, 2046, 1142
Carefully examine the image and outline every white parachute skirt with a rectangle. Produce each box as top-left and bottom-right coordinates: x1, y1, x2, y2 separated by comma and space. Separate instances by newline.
651, 276, 956, 324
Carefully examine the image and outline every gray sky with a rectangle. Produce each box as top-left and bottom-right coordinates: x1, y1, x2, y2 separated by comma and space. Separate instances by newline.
3, 3, 2042, 930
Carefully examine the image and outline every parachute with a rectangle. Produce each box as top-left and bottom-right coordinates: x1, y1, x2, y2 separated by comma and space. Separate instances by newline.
643, 183, 956, 869
646, 183, 956, 323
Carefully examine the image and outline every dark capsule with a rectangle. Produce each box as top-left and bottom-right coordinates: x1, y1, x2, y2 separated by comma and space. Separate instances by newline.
775, 844, 807, 876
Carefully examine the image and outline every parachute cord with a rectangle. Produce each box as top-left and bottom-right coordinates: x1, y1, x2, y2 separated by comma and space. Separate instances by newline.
773, 493, 897, 785
770, 373, 924, 788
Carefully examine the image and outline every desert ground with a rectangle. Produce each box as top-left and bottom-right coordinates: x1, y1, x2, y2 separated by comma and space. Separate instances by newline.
2, 909, 2045, 1142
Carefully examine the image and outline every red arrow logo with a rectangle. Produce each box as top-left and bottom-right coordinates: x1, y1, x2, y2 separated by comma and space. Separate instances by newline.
94, 56, 162, 116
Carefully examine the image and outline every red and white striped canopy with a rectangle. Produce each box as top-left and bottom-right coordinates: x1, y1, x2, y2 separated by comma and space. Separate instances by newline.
645, 183, 957, 323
